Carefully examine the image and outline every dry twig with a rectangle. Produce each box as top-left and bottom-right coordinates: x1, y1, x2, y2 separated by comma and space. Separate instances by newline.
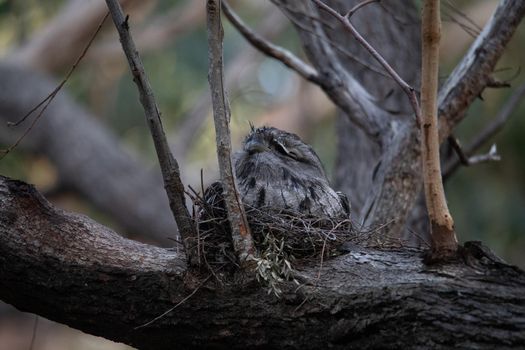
105, 0, 199, 265
206, 0, 255, 265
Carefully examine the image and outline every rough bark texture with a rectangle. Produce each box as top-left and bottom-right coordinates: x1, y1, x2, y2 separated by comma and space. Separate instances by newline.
0, 63, 177, 245
1, 175, 524, 349
420, 0, 457, 256
207, 0, 254, 262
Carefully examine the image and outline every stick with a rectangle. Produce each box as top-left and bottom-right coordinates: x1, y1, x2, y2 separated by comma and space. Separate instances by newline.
105, 0, 199, 266
206, 0, 255, 265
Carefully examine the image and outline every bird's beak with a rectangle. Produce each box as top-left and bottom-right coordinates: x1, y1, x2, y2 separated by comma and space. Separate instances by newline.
244, 139, 269, 154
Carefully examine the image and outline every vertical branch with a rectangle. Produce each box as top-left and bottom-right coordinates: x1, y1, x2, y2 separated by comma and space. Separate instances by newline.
104, 0, 199, 265
206, 0, 255, 264
421, 0, 457, 258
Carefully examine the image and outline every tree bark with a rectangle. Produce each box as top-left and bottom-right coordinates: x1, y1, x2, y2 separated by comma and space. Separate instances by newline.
207, 0, 254, 263
1, 175, 524, 349
420, 0, 458, 257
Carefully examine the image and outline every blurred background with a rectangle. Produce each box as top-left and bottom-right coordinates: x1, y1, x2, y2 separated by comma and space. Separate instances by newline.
0, 0, 523, 349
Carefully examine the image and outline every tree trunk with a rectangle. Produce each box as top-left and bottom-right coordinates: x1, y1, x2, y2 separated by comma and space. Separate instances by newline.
1, 175, 524, 349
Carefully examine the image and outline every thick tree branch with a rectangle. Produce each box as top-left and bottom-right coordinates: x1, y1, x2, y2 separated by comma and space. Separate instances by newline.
1, 175, 525, 349
105, 0, 198, 264
206, 0, 255, 263
438, 0, 525, 140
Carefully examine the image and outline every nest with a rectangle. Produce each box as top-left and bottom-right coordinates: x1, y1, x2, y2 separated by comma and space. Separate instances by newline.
247, 207, 356, 259
190, 184, 395, 296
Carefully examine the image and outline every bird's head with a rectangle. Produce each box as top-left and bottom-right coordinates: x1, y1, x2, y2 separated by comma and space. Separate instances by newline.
237, 126, 326, 179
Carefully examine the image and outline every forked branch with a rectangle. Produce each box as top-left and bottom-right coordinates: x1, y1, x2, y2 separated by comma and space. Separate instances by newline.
222, 0, 320, 84
105, 0, 199, 265
312, 0, 421, 123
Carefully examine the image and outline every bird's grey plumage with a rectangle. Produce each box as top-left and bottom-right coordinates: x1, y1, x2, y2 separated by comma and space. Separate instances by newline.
233, 126, 349, 218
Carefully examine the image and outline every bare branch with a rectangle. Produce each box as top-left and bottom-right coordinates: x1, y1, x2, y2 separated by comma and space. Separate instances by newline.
438, 0, 525, 140
170, 7, 287, 160
420, 0, 457, 259
7, 0, 140, 73
443, 82, 525, 180
271, 0, 390, 142
311, 0, 421, 124
345, 0, 380, 19
447, 136, 471, 166
105, 0, 198, 265
206, 0, 255, 264
448, 137, 500, 166
223, 1, 320, 84
0, 13, 109, 160
467, 145, 501, 164
469, 82, 525, 152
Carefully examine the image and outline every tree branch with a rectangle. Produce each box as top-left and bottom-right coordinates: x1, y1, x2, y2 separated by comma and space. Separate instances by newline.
420, 0, 457, 258
311, 0, 421, 124
105, 0, 198, 264
442, 82, 525, 180
170, 6, 287, 161
438, 0, 525, 140
271, 0, 391, 143
206, 0, 255, 264
1, 175, 524, 349
222, 1, 321, 84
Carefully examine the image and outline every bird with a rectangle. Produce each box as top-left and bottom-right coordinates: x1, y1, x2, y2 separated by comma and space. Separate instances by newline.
232, 125, 350, 218
199, 126, 350, 267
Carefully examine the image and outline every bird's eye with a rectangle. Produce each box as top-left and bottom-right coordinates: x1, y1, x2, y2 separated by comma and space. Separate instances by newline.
273, 140, 289, 156
273, 139, 303, 161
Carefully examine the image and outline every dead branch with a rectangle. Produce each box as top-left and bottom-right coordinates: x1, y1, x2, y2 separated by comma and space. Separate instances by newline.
443, 82, 525, 180
312, 0, 421, 124
223, 1, 320, 84
438, 0, 525, 140
206, 0, 255, 264
0, 13, 109, 160
105, 0, 198, 265
345, 0, 380, 18
271, 0, 391, 143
